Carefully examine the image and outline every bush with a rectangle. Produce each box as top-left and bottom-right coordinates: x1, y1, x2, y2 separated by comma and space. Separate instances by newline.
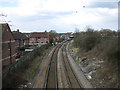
2, 44, 51, 88
105, 38, 119, 62
73, 28, 118, 63
74, 29, 101, 51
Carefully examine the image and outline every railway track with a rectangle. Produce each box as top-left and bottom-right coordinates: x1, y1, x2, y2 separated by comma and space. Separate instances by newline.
44, 44, 62, 89
33, 41, 91, 88
44, 41, 81, 89
61, 42, 81, 89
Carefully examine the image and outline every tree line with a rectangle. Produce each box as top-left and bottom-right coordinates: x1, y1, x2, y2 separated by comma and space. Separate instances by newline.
73, 28, 119, 63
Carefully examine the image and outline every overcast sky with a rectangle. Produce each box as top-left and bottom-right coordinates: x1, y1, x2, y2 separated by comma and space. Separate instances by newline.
0, 0, 119, 33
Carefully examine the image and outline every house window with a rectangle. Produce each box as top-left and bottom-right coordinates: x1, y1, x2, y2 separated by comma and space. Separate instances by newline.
44, 37, 47, 39
16, 40, 19, 42
38, 37, 41, 39
8, 43, 10, 49
31, 38, 34, 40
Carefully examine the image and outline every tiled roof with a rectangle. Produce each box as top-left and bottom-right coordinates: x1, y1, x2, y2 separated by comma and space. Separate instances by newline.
30, 32, 49, 38
23, 33, 31, 37
12, 31, 28, 40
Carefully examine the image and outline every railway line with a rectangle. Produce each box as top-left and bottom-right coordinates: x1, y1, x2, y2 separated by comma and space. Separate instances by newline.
45, 45, 59, 89
61, 42, 81, 89
44, 41, 81, 89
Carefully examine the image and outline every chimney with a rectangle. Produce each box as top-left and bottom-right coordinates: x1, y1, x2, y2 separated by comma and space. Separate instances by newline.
17, 29, 19, 32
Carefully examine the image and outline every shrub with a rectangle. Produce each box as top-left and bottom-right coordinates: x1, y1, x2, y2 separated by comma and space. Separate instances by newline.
2, 44, 51, 88
105, 38, 119, 63
74, 28, 102, 51
73, 28, 118, 63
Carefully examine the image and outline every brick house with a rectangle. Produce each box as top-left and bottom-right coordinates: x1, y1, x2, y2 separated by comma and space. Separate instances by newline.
29, 32, 49, 44
1, 23, 16, 68
12, 30, 29, 51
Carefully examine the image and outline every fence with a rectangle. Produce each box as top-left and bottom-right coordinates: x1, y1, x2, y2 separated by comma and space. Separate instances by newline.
2, 44, 50, 88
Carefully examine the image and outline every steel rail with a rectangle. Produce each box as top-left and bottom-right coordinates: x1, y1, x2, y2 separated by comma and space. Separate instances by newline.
44, 44, 62, 89
44, 46, 57, 89
61, 43, 81, 89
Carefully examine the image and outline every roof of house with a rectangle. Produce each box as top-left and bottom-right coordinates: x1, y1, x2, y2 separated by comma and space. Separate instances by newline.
1, 23, 15, 40
23, 33, 31, 37
12, 30, 28, 40
30, 32, 49, 38
56, 33, 60, 37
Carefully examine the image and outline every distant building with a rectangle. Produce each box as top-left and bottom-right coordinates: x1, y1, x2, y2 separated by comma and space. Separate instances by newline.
55, 33, 60, 41
29, 32, 49, 45
58, 33, 67, 39
0, 23, 16, 68
23, 33, 31, 38
65, 33, 72, 40
12, 29, 29, 51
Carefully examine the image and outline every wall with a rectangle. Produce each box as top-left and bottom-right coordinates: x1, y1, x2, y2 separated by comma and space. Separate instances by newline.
2, 24, 16, 68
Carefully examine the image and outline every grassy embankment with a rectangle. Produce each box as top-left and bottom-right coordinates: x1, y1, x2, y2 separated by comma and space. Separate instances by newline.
3, 44, 53, 88
69, 29, 119, 88
24, 46, 52, 82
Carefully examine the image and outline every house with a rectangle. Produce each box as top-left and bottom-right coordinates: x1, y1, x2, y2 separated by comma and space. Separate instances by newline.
12, 29, 29, 52
23, 33, 31, 38
29, 32, 49, 44
0, 23, 16, 68
65, 33, 73, 40
55, 33, 60, 41
59, 33, 67, 39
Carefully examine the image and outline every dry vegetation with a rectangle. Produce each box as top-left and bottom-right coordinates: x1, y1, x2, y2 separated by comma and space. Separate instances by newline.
2, 44, 51, 88
72, 28, 119, 88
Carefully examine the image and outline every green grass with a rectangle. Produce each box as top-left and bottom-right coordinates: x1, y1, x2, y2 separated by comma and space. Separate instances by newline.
24, 56, 42, 82
76, 60, 80, 64
23, 46, 52, 82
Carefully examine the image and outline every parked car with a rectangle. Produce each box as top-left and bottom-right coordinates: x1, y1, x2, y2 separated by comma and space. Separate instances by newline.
15, 52, 20, 59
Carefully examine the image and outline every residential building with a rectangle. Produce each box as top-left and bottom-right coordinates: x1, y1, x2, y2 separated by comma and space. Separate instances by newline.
23, 33, 31, 38
65, 33, 73, 40
29, 32, 49, 44
1, 23, 16, 68
12, 29, 29, 52
55, 33, 60, 41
